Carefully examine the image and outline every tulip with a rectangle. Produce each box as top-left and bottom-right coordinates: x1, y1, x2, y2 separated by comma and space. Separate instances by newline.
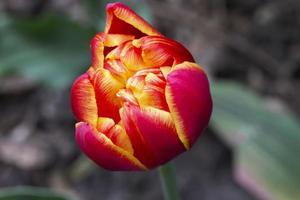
71, 2, 212, 171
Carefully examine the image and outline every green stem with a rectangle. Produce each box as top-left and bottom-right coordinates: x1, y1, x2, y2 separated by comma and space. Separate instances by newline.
159, 162, 180, 200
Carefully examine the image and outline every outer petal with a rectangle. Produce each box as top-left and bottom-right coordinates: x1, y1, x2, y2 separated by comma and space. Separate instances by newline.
120, 104, 185, 169
91, 33, 105, 68
105, 2, 161, 37
138, 36, 195, 66
76, 122, 146, 171
71, 73, 97, 126
165, 62, 212, 149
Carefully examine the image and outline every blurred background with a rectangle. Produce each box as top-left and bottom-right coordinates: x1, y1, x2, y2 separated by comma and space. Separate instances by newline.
0, 0, 299, 199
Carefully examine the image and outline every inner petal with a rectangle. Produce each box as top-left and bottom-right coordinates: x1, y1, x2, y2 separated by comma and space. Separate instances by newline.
92, 68, 124, 122
116, 89, 139, 106
120, 42, 147, 71
96, 117, 134, 155
125, 68, 169, 111
104, 59, 132, 82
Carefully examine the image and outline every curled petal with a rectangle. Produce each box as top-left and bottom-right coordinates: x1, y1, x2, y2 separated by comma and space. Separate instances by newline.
105, 42, 127, 61
91, 33, 135, 68
76, 122, 146, 171
138, 36, 195, 67
120, 104, 185, 168
71, 73, 97, 126
165, 62, 212, 149
105, 2, 161, 37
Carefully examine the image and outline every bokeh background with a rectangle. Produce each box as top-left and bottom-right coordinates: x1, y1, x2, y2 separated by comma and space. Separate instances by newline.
0, 0, 299, 200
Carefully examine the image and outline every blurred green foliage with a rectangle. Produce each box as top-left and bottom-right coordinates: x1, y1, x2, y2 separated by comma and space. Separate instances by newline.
212, 82, 300, 200
0, 0, 152, 89
0, 13, 94, 88
0, 187, 75, 200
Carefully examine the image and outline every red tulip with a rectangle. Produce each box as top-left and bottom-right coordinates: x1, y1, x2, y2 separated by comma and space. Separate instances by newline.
71, 2, 212, 170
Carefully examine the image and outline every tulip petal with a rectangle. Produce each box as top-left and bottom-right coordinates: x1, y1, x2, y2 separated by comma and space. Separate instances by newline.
105, 42, 127, 60
91, 33, 105, 68
120, 104, 185, 168
102, 34, 135, 47
165, 62, 212, 149
126, 75, 145, 95
139, 36, 195, 67
107, 124, 134, 155
105, 3, 161, 37
120, 41, 147, 70
96, 117, 115, 133
137, 73, 169, 111
160, 66, 171, 79
92, 68, 124, 122
104, 59, 131, 82
97, 118, 134, 154
76, 122, 146, 171
91, 33, 135, 68
71, 73, 97, 126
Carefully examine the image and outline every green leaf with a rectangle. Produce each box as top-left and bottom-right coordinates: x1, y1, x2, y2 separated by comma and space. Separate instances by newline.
0, 187, 76, 200
211, 81, 300, 200
0, 14, 95, 89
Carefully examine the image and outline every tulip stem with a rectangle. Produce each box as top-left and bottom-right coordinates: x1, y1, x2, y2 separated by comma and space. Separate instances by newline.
159, 163, 180, 200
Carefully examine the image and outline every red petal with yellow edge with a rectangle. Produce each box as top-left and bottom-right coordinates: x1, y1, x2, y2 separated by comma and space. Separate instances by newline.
139, 36, 195, 67
91, 33, 135, 68
92, 68, 124, 122
120, 104, 185, 169
76, 122, 146, 171
166, 62, 212, 149
91, 33, 105, 68
71, 73, 97, 127
105, 2, 161, 37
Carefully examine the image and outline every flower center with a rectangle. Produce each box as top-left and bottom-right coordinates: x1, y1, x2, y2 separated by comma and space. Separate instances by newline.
116, 89, 138, 106
100, 38, 172, 122
115, 68, 169, 111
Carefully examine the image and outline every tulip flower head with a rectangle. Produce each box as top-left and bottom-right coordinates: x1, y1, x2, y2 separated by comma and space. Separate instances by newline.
71, 2, 212, 170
